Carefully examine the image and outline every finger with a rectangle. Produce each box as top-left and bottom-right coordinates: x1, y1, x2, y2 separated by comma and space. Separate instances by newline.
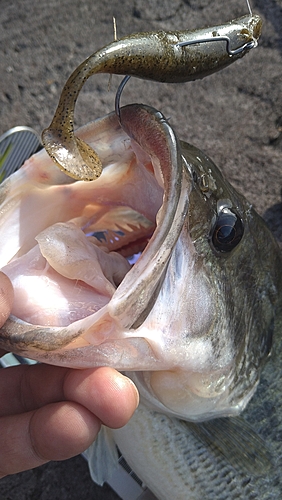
0, 363, 139, 427
0, 364, 67, 416
0, 401, 100, 478
0, 272, 14, 328
64, 367, 139, 428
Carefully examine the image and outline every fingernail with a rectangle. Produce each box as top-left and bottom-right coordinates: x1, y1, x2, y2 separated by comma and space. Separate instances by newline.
123, 374, 139, 409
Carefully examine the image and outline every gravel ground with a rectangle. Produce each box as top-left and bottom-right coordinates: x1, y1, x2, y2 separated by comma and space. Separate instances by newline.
0, 0, 281, 498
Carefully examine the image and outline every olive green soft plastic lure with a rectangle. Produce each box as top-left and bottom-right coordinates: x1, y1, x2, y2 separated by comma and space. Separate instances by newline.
42, 13, 262, 181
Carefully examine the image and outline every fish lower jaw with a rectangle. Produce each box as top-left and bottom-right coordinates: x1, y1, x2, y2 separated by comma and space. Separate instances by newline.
129, 364, 259, 422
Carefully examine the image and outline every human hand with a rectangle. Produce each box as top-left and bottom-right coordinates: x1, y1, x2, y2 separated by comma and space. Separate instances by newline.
0, 272, 139, 478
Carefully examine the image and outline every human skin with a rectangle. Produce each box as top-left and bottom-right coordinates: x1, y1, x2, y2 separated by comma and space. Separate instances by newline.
0, 272, 139, 478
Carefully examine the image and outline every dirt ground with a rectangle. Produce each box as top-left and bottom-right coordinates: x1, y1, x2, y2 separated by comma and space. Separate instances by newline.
0, 0, 281, 499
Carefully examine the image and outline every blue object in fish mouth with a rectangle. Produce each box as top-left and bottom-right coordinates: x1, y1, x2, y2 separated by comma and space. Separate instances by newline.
92, 230, 141, 264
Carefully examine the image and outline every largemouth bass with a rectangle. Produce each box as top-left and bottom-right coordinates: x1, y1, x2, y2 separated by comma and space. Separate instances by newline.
0, 104, 281, 498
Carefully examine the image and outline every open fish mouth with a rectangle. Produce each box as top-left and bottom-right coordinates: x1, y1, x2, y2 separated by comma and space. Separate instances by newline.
0, 104, 190, 365
0, 103, 280, 422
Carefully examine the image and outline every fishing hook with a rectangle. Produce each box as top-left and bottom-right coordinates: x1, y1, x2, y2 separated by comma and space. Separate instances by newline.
115, 75, 131, 119
176, 36, 255, 54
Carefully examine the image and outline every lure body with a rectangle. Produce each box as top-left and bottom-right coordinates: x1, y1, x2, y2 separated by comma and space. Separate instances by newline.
42, 14, 262, 181
76, 15, 261, 84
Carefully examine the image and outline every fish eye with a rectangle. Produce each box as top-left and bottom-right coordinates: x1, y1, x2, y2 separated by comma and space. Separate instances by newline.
210, 208, 244, 253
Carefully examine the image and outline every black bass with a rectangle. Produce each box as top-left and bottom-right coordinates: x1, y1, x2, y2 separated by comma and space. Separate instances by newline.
0, 104, 281, 498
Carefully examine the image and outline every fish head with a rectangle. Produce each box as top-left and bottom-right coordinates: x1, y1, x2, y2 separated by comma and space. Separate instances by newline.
131, 138, 282, 421
0, 104, 281, 422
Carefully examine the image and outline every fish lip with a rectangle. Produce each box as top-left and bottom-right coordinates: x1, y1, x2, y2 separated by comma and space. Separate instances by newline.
108, 104, 191, 327
0, 315, 83, 352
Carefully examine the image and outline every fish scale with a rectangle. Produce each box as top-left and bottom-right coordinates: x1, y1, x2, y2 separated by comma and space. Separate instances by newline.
112, 406, 260, 500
